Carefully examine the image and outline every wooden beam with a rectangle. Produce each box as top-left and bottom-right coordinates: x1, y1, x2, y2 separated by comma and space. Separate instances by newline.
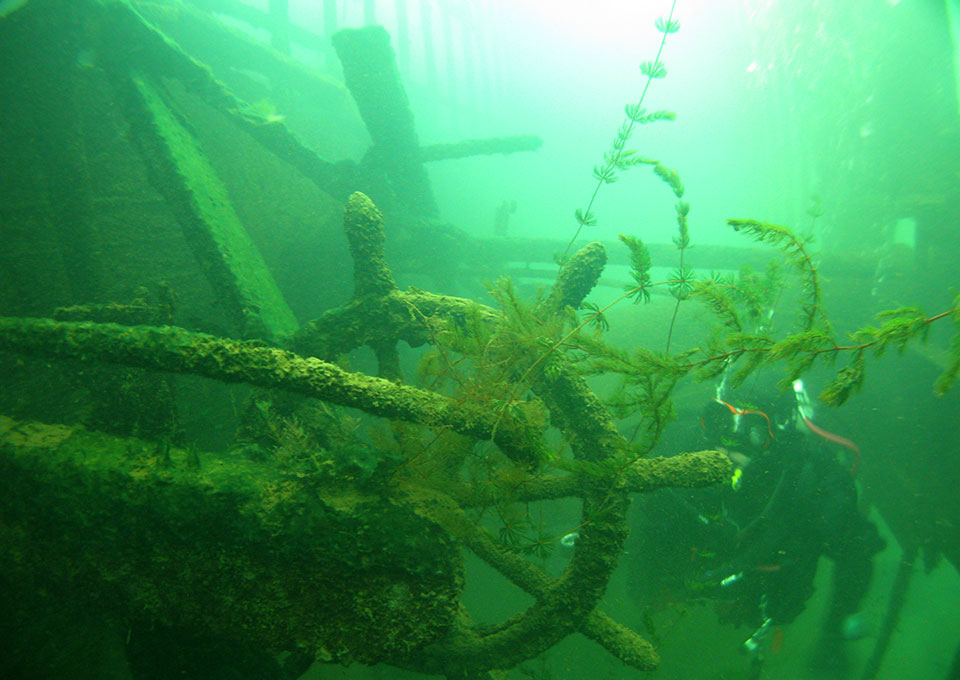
419, 134, 543, 162
121, 73, 299, 342
332, 25, 439, 216
463, 237, 880, 277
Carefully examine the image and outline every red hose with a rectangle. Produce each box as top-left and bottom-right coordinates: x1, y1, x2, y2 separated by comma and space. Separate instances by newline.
802, 416, 861, 475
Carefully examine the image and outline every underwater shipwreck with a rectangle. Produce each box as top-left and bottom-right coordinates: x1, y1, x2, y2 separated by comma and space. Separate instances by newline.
2, 1, 960, 679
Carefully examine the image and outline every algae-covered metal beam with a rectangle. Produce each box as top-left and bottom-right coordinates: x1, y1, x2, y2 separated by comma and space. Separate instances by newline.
134, 0, 305, 80
183, 0, 324, 51
135, 0, 364, 147
470, 237, 778, 273
407, 491, 659, 672
120, 71, 299, 343
0, 414, 462, 665
0, 316, 540, 463
441, 449, 731, 507
468, 237, 880, 279
419, 135, 544, 163
332, 25, 439, 216
100, 0, 352, 199
292, 192, 499, 360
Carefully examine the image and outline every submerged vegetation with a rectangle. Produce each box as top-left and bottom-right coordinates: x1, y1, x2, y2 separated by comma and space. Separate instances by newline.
1, 2, 959, 679
552, 7, 960, 413
562, 0, 681, 262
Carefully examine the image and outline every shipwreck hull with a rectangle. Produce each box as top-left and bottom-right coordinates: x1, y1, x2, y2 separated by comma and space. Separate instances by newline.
0, 415, 463, 666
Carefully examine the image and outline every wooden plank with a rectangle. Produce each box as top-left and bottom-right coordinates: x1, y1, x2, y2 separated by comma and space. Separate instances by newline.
464, 237, 878, 277
123, 73, 299, 342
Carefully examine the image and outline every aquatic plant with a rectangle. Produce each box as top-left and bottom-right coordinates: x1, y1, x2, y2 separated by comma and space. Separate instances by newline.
560, 0, 680, 263
683, 220, 960, 404
546, 2, 960, 411
566, 214, 960, 409
558, 3, 696, 355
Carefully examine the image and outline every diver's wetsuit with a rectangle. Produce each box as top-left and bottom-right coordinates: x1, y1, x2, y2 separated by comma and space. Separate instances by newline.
632, 426, 883, 672
711, 429, 882, 629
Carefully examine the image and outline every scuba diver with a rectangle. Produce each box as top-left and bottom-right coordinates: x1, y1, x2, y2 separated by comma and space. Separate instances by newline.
630, 375, 885, 679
